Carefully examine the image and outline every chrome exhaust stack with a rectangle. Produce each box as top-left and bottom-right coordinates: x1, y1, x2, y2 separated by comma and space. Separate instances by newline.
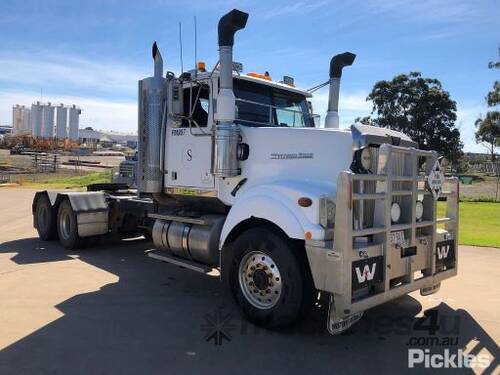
213, 9, 248, 178
324, 52, 356, 129
153, 42, 163, 79
137, 42, 166, 193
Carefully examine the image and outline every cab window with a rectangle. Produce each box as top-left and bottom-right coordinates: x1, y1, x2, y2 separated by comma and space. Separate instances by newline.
182, 84, 209, 127
233, 78, 313, 128
233, 79, 271, 125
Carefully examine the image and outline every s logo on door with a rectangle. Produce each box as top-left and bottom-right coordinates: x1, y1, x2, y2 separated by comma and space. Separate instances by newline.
182, 144, 194, 169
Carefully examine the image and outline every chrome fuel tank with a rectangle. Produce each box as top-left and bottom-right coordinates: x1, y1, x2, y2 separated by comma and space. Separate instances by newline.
152, 215, 225, 266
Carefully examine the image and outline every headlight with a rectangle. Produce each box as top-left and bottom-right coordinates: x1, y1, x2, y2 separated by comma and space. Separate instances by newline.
360, 148, 372, 170
319, 197, 336, 229
415, 200, 424, 221
390, 202, 401, 223
353, 147, 372, 173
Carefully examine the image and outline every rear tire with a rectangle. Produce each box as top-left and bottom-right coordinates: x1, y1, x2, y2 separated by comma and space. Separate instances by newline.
228, 227, 315, 329
35, 194, 57, 240
57, 199, 86, 249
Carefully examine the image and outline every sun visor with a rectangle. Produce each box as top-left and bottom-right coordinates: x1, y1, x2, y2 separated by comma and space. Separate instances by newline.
351, 123, 418, 150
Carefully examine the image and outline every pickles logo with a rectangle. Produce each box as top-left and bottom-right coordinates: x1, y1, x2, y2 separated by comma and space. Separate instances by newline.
201, 309, 236, 346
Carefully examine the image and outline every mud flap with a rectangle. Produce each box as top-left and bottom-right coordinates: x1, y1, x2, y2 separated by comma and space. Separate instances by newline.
327, 298, 363, 335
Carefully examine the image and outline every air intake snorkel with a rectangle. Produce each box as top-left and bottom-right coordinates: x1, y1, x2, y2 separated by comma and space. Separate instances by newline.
324, 52, 356, 128
215, 9, 248, 124
213, 9, 249, 178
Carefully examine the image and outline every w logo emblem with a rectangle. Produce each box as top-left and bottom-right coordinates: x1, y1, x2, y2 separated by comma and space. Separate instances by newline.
352, 256, 383, 289
355, 263, 377, 283
437, 245, 450, 260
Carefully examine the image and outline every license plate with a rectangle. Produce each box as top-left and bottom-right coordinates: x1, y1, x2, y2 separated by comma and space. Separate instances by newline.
390, 230, 405, 245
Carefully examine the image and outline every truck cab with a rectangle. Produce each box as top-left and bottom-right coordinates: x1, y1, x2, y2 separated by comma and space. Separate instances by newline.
162, 72, 320, 192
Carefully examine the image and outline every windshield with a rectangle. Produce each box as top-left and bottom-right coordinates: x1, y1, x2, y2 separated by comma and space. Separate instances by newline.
233, 78, 314, 127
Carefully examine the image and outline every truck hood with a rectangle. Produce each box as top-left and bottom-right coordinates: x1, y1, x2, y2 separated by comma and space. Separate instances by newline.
238, 126, 354, 191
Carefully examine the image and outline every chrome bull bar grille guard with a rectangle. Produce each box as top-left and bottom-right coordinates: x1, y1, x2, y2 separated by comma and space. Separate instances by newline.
307, 143, 459, 318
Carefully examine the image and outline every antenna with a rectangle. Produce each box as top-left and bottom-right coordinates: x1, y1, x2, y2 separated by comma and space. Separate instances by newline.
194, 15, 197, 79
178, 22, 184, 74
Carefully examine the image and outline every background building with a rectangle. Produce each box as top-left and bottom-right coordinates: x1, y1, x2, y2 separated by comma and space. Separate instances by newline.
78, 128, 137, 149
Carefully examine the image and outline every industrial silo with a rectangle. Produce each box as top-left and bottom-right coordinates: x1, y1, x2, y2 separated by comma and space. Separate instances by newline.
41, 102, 55, 139
22, 107, 31, 132
56, 104, 68, 140
68, 105, 81, 141
12, 105, 23, 134
31, 102, 43, 139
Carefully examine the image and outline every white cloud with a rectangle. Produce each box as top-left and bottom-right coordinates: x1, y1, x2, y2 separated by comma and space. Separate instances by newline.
369, 0, 478, 23
0, 90, 137, 133
0, 51, 147, 96
310, 90, 372, 127
262, 1, 329, 19
0, 50, 146, 132
455, 103, 489, 153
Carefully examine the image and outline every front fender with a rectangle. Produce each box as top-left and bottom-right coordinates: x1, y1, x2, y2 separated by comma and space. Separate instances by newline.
219, 183, 330, 249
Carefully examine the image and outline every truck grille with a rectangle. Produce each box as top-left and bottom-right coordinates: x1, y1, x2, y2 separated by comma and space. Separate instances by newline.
352, 145, 421, 231
119, 161, 136, 178
332, 142, 459, 310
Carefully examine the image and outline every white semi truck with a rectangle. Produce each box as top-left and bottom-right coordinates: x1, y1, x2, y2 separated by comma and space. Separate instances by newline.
32, 9, 459, 334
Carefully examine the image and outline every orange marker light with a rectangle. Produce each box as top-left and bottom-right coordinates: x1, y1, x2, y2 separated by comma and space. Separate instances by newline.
197, 61, 206, 72
298, 197, 312, 207
247, 72, 273, 81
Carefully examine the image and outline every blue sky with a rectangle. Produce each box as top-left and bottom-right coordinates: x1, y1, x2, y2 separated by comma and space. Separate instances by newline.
0, 0, 498, 152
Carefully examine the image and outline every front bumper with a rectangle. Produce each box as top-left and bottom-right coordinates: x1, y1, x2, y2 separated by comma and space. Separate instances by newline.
305, 144, 459, 318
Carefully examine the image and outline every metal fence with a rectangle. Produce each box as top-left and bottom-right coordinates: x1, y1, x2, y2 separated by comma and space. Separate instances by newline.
0, 150, 115, 186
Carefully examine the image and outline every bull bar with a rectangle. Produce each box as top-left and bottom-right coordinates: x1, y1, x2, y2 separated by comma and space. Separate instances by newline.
306, 143, 459, 319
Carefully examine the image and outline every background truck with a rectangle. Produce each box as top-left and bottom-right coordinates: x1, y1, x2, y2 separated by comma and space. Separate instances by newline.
32, 9, 459, 334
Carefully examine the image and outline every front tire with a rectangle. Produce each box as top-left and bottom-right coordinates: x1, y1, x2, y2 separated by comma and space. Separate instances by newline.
229, 227, 314, 329
57, 199, 86, 249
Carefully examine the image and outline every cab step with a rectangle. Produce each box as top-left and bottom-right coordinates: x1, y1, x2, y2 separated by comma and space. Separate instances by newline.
146, 249, 213, 274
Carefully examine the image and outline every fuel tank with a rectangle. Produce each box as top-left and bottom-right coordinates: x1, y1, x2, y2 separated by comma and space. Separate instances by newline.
152, 215, 225, 267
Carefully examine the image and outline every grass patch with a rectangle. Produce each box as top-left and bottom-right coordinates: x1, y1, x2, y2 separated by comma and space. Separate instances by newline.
19, 171, 112, 189
459, 196, 500, 203
438, 201, 500, 248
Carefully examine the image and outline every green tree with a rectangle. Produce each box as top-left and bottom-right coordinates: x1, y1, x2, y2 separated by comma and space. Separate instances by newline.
475, 50, 499, 162
475, 112, 500, 161
487, 81, 499, 107
360, 72, 463, 165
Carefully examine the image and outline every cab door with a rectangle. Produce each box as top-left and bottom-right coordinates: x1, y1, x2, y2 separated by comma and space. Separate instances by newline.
164, 82, 215, 190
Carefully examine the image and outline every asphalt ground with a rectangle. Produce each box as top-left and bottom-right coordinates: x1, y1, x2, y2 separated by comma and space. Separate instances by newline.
0, 188, 498, 374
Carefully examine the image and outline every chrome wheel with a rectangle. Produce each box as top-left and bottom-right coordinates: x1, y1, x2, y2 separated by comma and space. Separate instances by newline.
238, 251, 282, 309
59, 209, 72, 241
